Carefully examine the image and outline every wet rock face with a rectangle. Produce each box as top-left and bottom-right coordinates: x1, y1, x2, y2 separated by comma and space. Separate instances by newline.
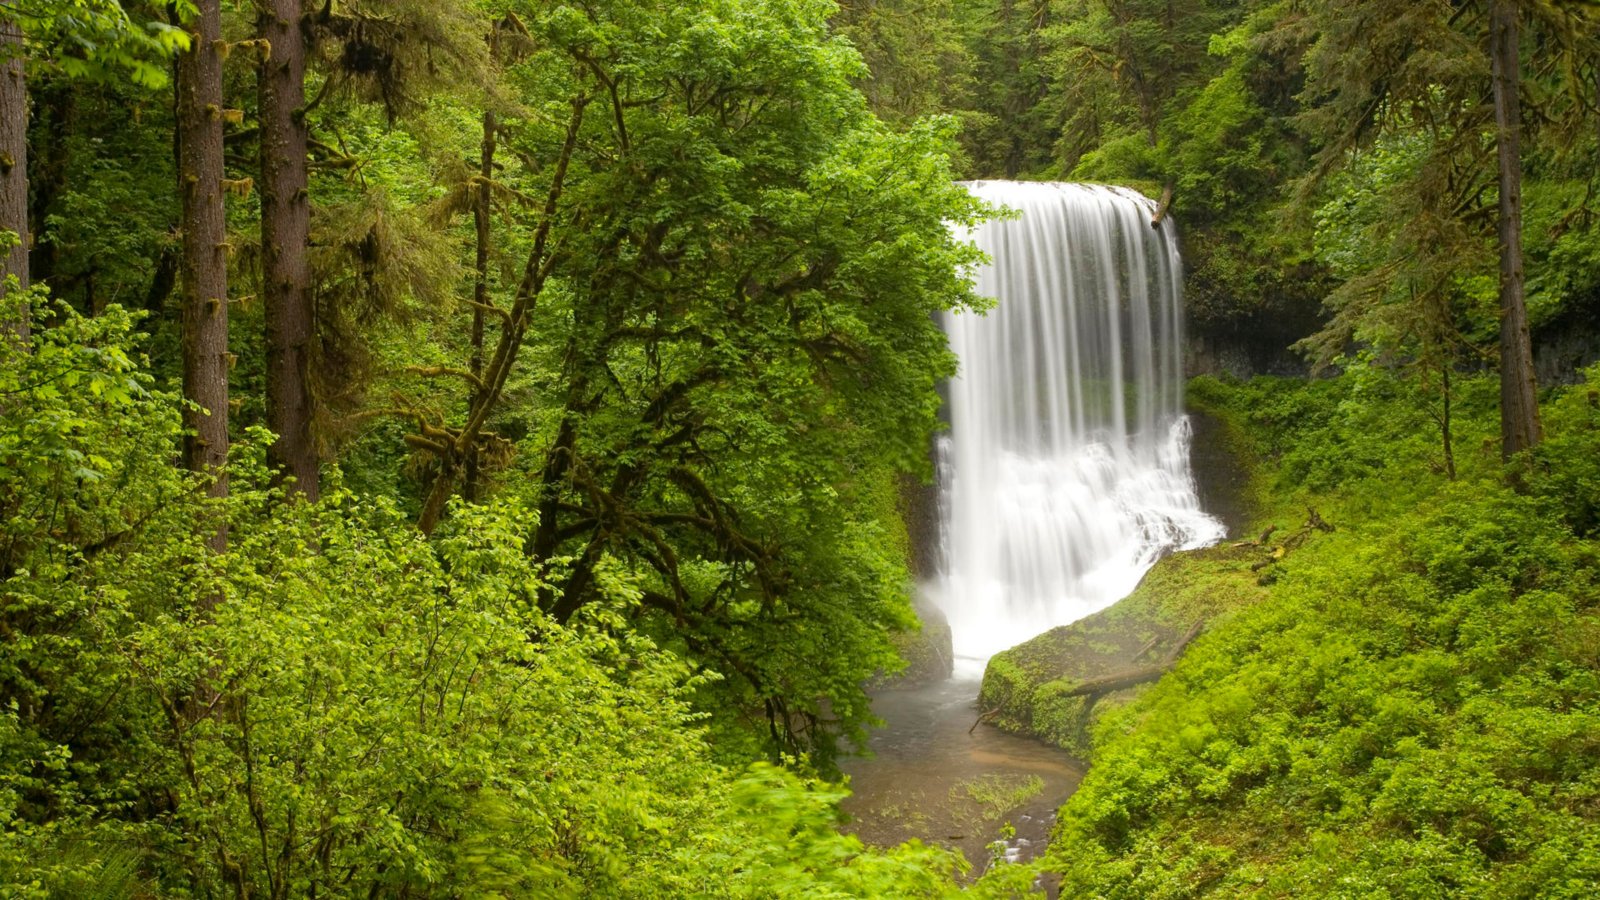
899, 470, 943, 580
1534, 304, 1600, 386
977, 543, 1268, 759
1185, 327, 1314, 380
1186, 408, 1252, 541
887, 464, 954, 688
875, 599, 954, 688
1186, 295, 1600, 385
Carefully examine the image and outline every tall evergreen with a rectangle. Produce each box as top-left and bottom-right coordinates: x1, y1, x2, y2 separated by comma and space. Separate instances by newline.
0, 1, 26, 343
259, 0, 317, 498
1490, 0, 1542, 457
176, 0, 230, 544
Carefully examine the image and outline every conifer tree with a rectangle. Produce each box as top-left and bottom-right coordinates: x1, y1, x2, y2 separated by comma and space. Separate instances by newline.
259, 0, 317, 498
1292, 0, 1600, 459
176, 0, 230, 544
0, 1, 26, 343
1490, 0, 1541, 457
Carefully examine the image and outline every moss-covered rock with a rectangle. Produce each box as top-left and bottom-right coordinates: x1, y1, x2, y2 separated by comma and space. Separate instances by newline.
977, 542, 1268, 758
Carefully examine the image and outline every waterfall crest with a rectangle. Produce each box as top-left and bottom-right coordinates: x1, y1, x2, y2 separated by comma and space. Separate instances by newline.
935, 181, 1224, 666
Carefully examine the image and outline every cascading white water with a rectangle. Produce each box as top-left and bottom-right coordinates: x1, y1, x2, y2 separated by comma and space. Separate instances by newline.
935, 181, 1224, 668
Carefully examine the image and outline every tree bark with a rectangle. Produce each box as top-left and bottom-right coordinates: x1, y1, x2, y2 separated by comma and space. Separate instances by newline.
259, 0, 317, 499
1, 3, 28, 344
1490, 0, 1542, 459
178, 0, 231, 549
463, 106, 496, 502
1062, 663, 1172, 698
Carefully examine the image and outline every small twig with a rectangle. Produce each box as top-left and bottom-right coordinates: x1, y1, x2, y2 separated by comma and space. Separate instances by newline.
968, 707, 1000, 735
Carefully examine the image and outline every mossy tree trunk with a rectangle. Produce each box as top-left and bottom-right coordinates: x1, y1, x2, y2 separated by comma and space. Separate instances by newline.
1490, 0, 1542, 459
178, 0, 230, 550
0, 2, 27, 344
259, 0, 317, 499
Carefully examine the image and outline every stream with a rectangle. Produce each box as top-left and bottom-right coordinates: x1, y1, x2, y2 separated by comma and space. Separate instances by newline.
838, 672, 1083, 878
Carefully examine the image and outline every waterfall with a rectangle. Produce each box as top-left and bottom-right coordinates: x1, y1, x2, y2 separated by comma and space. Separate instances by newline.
934, 181, 1224, 667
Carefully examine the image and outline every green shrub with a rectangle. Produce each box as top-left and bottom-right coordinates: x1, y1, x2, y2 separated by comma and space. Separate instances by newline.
1037, 370, 1600, 897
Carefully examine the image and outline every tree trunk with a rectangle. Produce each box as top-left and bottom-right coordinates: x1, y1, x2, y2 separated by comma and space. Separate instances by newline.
1490, 0, 1542, 459
178, 0, 231, 549
413, 95, 587, 535
259, 0, 317, 500
463, 107, 496, 502
0, 3, 27, 344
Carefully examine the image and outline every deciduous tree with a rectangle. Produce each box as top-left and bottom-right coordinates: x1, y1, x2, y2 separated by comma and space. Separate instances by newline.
401, 0, 989, 759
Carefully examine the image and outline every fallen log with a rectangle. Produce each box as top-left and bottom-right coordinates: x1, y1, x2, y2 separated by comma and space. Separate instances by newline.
1062, 663, 1170, 698
1231, 524, 1278, 549
1064, 619, 1206, 700
1131, 632, 1163, 662
971, 620, 1207, 734
1305, 507, 1334, 533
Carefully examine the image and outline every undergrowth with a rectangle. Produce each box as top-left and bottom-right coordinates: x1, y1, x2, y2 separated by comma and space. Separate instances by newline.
1035, 365, 1600, 897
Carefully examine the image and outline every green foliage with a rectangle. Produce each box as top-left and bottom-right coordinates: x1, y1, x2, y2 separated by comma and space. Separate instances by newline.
28, 80, 179, 321
1040, 370, 1600, 897
839, 0, 1600, 355
1291, 0, 1600, 378
1190, 367, 1501, 517
957, 775, 1044, 824
676, 763, 965, 898
369, 0, 994, 763
1, 294, 192, 899
4, 0, 191, 88
832, 0, 978, 129
1529, 365, 1600, 538
961, 0, 1059, 179
4, 0, 993, 878
123, 490, 708, 895
1304, 128, 1492, 370
0, 298, 969, 896
12, 0, 1598, 893
1524, 179, 1600, 331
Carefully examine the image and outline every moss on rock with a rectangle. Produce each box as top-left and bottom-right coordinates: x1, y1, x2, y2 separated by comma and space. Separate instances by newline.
977, 542, 1268, 758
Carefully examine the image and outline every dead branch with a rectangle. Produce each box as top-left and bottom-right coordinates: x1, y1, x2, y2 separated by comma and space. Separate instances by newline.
969, 707, 1000, 735
1150, 182, 1175, 228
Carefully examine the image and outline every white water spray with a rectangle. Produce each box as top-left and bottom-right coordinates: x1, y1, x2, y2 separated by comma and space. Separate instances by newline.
935, 181, 1224, 668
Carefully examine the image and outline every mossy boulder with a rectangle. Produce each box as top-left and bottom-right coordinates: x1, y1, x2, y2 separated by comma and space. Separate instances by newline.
977, 542, 1267, 758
